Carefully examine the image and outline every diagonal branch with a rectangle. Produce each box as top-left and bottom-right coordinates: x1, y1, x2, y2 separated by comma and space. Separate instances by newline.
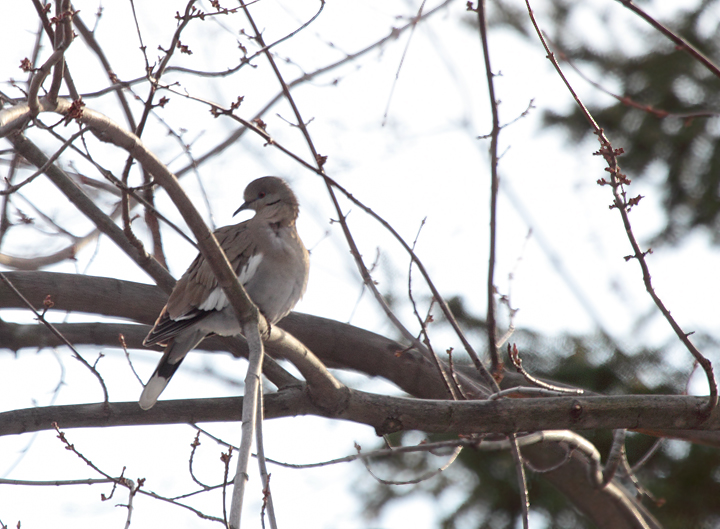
616, 0, 720, 81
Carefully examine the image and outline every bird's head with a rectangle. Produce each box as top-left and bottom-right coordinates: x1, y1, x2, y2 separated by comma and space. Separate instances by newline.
234, 176, 300, 221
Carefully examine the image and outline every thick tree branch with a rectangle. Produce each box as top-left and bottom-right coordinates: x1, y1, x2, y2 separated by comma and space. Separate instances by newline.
0, 271, 485, 400
1, 393, 717, 439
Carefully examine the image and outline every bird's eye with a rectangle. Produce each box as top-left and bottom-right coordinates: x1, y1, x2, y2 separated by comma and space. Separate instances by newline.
258, 192, 266, 199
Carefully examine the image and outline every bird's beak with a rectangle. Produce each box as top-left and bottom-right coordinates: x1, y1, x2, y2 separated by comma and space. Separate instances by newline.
233, 201, 250, 217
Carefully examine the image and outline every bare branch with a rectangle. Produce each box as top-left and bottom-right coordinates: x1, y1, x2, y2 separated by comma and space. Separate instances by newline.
0, 271, 478, 400
2, 392, 718, 440
355, 442, 461, 486
617, 0, 720, 81
507, 343, 585, 395
475, 0, 501, 375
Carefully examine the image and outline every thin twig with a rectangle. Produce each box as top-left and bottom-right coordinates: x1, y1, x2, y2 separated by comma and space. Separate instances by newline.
221, 446, 233, 528
191, 426, 478, 470
445, 348, 470, 399
0, 273, 109, 402
496, 229, 530, 349
52, 422, 224, 521
188, 432, 213, 490
475, 0, 501, 374
620, 444, 660, 504
382, 0, 427, 126
488, 386, 583, 401
508, 434, 529, 529
522, 444, 575, 474
630, 438, 663, 473
355, 441, 462, 486
544, 33, 718, 120
53, 422, 116, 479
0, 477, 114, 486
119, 333, 145, 386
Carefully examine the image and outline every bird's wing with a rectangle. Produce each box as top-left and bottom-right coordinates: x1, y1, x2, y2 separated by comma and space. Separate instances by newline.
143, 221, 260, 346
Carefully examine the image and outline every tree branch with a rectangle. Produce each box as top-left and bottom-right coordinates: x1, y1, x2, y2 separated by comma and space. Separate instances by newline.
0, 271, 490, 399
1, 392, 718, 439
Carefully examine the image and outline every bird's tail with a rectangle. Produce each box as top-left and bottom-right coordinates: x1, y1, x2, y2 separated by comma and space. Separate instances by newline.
139, 330, 206, 410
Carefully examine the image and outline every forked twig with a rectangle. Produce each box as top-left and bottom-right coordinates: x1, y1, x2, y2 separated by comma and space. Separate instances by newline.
506, 343, 585, 396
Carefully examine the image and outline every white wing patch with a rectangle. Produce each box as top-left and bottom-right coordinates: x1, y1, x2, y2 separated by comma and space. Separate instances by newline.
198, 286, 227, 312
238, 253, 264, 284
197, 253, 263, 311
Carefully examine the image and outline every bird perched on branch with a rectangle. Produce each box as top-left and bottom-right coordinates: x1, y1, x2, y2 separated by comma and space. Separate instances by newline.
139, 177, 309, 410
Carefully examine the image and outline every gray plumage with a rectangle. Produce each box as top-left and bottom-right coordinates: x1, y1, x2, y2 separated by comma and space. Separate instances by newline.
139, 177, 309, 410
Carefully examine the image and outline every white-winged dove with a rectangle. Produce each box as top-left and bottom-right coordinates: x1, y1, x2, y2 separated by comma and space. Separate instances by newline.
139, 176, 309, 410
